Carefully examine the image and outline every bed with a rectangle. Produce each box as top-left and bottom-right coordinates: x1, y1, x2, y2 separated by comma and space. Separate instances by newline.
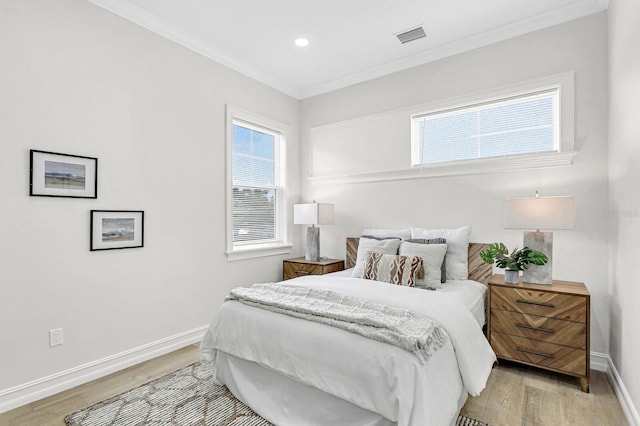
201, 237, 496, 426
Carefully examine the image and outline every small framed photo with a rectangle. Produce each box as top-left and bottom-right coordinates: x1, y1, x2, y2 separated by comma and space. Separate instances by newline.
91, 210, 144, 251
30, 150, 98, 198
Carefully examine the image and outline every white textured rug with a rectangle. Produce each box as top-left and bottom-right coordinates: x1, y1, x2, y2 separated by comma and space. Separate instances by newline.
65, 362, 488, 426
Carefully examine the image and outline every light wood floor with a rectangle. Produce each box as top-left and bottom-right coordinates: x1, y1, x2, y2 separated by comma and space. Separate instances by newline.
0, 345, 628, 425
461, 360, 628, 425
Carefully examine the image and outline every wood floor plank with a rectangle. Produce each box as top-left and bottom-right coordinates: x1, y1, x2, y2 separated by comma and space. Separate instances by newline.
462, 361, 627, 426
591, 371, 629, 425
556, 370, 628, 426
471, 362, 526, 424
520, 366, 563, 425
522, 384, 563, 426
459, 365, 496, 420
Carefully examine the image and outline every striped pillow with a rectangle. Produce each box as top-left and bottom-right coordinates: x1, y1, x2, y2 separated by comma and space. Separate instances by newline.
363, 252, 424, 287
399, 242, 448, 289
410, 226, 471, 280
352, 237, 401, 278
405, 238, 447, 283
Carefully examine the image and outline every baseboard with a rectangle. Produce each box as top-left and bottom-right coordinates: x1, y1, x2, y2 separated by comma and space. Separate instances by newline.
592, 351, 640, 426
0, 325, 208, 414
590, 350, 609, 372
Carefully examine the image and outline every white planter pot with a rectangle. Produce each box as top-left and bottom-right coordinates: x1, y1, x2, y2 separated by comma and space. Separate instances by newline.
504, 269, 520, 284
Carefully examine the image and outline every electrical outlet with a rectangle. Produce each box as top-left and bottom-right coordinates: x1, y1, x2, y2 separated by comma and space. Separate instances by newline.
49, 328, 63, 347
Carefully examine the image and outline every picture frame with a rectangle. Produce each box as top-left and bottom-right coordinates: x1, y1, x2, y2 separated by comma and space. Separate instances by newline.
90, 210, 144, 251
30, 150, 98, 198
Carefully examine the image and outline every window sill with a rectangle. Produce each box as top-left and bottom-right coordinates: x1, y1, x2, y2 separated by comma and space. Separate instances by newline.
309, 151, 577, 185
226, 243, 293, 262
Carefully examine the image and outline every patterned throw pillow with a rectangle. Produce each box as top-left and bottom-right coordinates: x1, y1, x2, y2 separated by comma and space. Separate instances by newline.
363, 252, 424, 287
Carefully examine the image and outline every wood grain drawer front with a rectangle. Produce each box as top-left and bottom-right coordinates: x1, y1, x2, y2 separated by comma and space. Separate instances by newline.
491, 310, 586, 349
491, 287, 586, 322
284, 262, 323, 279
492, 333, 586, 376
322, 262, 345, 275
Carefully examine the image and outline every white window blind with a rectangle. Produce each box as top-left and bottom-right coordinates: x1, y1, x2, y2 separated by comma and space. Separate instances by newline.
231, 121, 280, 246
412, 88, 560, 166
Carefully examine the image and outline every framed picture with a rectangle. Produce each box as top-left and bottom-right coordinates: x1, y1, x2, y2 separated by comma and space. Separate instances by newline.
30, 150, 97, 198
91, 210, 144, 251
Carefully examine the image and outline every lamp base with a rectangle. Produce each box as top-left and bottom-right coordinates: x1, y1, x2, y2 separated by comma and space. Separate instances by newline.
522, 231, 553, 285
305, 227, 320, 261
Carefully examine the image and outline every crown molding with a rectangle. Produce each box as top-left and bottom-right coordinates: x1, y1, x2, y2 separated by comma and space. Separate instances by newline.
299, 0, 608, 99
89, 0, 606, 100
88, 0, 301, 99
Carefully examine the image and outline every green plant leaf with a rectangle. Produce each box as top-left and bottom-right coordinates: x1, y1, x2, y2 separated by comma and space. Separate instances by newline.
479, 242, 548, 270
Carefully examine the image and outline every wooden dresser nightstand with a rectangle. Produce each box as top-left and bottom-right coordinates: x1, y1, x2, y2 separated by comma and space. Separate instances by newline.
283, 257, 345, 280
487, 274, 591, 392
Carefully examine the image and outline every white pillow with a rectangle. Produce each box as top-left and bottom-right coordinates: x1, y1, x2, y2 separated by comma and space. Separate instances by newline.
410, 226, 471, 280
362, 228, 411, 240
399, 242, 447, 288
352, 237, 401, 278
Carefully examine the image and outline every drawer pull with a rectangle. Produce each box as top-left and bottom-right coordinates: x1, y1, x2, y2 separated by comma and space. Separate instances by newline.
516, 347, 555, 359
293, 270, 311, 275
516, 323, 555, 334
516, 299, 555, 309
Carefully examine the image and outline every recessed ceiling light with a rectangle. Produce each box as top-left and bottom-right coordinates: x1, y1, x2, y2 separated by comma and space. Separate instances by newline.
294, 38, 309, 47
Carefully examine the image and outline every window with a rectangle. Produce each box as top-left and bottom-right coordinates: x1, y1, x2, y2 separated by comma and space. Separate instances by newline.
308, 73, 575, 185
226, 106, 290, 261
412, 88, 560, 166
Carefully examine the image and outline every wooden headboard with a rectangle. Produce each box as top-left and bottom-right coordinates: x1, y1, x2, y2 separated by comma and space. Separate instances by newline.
345, 237, 492, 284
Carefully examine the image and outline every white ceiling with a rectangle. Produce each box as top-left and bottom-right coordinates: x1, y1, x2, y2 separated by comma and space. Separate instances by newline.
90, 0, 608, 99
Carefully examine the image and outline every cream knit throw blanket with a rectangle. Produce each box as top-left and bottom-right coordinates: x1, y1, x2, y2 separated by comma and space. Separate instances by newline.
227, 283, 449, 361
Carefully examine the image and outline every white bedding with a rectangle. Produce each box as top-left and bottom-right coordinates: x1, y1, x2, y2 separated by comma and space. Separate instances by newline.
329, 269, 488, 327
201, 274, 496, 426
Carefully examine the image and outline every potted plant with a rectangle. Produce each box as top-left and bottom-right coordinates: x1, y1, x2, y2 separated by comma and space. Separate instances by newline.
480, 243, 548, 284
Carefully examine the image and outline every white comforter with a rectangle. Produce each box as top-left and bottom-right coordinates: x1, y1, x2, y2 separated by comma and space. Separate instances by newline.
201, 275, 496, 426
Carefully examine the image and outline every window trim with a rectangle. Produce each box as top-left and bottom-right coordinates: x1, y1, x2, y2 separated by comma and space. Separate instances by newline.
411, 88, 560, 166
308, 72, 576, 185
225, 105, 291, 261
410, 74, 572, 168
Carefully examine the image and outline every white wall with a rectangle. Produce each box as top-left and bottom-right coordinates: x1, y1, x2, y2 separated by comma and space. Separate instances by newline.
2, 0, 633, 418
300, 13, 610, 356
608, 0, 640, 422
0, 0, 299, 405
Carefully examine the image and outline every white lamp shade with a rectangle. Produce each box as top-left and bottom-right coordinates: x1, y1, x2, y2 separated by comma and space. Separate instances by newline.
293, 203, 335, 225
503, 196, 575, 230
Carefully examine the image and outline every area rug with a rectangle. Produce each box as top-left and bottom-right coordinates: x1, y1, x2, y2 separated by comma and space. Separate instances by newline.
65, 362, 489, 426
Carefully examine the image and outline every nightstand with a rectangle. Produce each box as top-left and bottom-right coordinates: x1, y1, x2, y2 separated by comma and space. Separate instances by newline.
283, 257, 344, 280
487, 274, 591, 392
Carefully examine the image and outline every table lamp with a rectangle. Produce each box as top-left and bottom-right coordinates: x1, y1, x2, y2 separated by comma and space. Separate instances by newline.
294, 202, 335, 261
503, 192, 575, 284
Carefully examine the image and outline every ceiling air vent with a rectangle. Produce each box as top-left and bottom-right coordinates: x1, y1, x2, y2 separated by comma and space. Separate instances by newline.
395, 26, 427, 44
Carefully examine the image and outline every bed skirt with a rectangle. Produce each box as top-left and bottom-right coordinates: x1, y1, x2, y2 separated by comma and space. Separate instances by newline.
213, 351, 468, 426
